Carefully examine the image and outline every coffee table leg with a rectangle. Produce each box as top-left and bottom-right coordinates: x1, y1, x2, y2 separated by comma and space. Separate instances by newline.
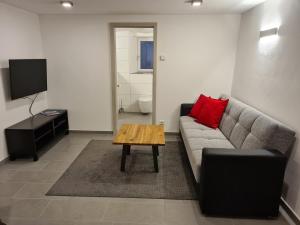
126, 145, 131, 155
121, 145, 128, 172
152, 145, 159, 173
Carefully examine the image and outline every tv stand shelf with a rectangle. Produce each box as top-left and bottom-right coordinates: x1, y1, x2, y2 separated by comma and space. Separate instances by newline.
5, 109, 69, 161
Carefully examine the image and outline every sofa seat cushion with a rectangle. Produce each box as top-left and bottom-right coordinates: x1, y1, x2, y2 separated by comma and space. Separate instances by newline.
188, 137, 234, 151
180, 116, 235, 182
184, 129, 227, 140
180, 116, 213, 130
187, 137, 234, 180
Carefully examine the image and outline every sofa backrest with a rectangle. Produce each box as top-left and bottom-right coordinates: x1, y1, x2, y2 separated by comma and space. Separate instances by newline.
219, 95, 296, 155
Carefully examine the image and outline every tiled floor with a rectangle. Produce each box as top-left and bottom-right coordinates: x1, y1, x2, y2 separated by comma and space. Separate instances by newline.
0, 133, 290, 225
117, 112, 152, 129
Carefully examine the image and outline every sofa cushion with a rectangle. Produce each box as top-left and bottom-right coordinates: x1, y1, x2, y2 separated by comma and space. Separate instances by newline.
189, 94, 209, 119
184, 129, 226, 140
219, 99, 244, 139
229, 109, 259, 148
188, 137, 233, 150
180, 116, 213, 130
219, 95, 296, 154
196, 97, 229, 129
188, 136, 234, 177
180, 116, 234, 182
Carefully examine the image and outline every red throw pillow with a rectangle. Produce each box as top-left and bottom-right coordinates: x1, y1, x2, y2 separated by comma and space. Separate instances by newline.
189, 94, 210, 119
195, 97, 229, 129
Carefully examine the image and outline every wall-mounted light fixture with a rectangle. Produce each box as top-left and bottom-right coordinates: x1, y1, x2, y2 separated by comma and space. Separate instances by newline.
192, 0, 202, 7
259, 27, 279, 38
61, 1, 74, 9
185, 0, 203, 7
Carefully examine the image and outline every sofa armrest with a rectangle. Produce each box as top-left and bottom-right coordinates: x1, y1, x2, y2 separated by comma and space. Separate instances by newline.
199, 148, 287, 217
180, 104, 194, 116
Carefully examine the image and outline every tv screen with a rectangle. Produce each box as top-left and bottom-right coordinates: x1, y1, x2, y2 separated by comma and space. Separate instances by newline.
9, 59, 47, 100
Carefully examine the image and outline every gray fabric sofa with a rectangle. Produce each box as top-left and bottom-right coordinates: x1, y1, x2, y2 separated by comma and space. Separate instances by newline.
179, 95, 296, 217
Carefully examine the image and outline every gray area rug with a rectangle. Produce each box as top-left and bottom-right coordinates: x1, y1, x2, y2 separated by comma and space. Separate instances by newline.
47, 140, 197, 200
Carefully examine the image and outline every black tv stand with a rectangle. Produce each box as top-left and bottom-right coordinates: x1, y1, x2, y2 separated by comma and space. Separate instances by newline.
5, 109, 69, 161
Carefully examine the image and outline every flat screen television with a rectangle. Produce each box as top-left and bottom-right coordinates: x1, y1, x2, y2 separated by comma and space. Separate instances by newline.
9, 59, 47, 100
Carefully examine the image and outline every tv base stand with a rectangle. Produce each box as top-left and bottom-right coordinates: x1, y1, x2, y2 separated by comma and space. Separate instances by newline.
5, 109, 69, 161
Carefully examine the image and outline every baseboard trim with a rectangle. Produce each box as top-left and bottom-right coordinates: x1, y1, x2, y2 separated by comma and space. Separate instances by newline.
280, 198, 300, 225
69, 130, 113, 134
0, 157, 9, 166
165, 132, 179, 135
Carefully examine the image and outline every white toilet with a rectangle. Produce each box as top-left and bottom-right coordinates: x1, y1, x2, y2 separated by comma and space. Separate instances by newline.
138, 97, 152, 114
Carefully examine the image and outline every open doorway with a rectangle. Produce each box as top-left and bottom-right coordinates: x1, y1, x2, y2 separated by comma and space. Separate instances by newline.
110, 23, 157, 132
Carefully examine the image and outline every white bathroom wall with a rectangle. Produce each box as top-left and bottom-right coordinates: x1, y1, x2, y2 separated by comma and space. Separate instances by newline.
0, 2, 47, 161
126, 74, 152, 112
232, 0, 300, 217
116, 30, 131, 112
116, 29, 153, 113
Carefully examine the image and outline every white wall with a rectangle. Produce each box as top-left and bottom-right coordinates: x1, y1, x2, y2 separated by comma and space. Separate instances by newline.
118, 72, 153, 113
116, 29, 153, 112
40, 14, 240, 132
0, 3, 47, 161
232, 0, 300, 216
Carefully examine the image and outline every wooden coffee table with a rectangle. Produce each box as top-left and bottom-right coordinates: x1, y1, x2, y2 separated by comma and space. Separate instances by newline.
113, 124, 165, 172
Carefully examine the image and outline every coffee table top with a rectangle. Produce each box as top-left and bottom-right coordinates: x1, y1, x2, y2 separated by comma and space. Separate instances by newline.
113, 124, 165, 146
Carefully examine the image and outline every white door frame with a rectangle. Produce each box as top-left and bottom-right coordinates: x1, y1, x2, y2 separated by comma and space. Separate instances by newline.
110, 22, 158, 133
